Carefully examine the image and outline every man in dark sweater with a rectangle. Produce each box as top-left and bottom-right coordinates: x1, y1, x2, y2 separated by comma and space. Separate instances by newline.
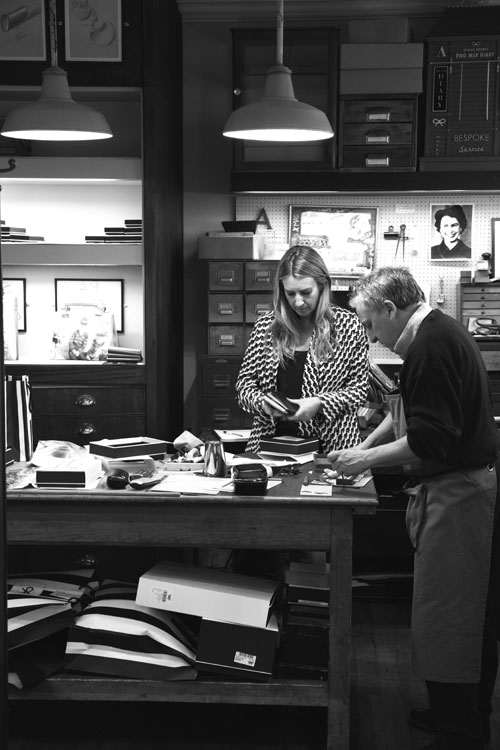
327, 266, 499, 750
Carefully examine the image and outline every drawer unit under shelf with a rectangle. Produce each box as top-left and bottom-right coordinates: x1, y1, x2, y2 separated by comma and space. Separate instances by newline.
31, 386, 145, 416
339, 95, 417, 172
208, 293, 244, 324
458, 283, 500, 329
34, 414, 146, 445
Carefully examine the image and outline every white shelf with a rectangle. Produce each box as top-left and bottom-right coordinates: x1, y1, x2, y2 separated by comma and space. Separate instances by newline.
1, 243, 142, 266
0, 156, 142, 184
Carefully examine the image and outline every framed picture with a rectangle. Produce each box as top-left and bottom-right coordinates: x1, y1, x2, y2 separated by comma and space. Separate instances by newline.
491, 219, 500, 281
64, 0, 122, 62
430, 203, 473, 261
288, 205, 377, 274
0, 0, 47, 61
55, 278, 124, 332
2, 278, 26, 332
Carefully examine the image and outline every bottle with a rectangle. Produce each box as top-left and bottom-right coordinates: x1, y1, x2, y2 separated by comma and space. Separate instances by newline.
203, 440, 226, 477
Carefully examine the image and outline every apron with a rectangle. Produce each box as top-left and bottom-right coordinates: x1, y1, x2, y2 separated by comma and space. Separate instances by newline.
387, 394, 497, 683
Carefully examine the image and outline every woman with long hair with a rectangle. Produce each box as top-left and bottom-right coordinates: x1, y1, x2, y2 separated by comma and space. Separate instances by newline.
236, 245, 369, 453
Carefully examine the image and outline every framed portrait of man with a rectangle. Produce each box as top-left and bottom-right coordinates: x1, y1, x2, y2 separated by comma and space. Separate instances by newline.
430, 203, 473, 261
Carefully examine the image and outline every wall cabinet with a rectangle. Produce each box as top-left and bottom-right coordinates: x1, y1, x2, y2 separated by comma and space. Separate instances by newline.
230, 28, 338, 173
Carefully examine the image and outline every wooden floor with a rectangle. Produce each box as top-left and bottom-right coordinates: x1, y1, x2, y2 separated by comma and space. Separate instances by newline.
7, 596, 500, 750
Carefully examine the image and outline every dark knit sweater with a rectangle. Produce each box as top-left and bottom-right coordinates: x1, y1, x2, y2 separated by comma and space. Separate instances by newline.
400, 309, 499, 470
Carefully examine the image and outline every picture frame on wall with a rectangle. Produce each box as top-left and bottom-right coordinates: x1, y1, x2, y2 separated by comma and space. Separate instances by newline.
288, 205, 377, 274
55, 278, 124, 332
64, 0, 122, 62
430, 203, 473, 261
2, 278, 26, 332
491, 218, 500, 281
0, 0, 47, 61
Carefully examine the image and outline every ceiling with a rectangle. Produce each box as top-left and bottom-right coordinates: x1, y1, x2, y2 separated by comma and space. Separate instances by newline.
176, 0, 499, 22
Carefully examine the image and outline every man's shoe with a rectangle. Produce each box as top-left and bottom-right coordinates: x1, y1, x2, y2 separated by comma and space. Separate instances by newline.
408, 708, 436, 733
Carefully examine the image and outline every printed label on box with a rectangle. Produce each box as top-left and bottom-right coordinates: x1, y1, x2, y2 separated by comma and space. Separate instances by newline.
234, 651, 257, 667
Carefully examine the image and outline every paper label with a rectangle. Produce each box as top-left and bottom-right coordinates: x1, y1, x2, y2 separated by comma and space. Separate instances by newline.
234, 651, 256, 667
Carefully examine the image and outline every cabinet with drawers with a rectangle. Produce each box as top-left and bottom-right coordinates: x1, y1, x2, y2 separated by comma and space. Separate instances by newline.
458, 282, 500, 333
201, 259, 278, 430
5, 363, 146, 446
339, 95, 418, 171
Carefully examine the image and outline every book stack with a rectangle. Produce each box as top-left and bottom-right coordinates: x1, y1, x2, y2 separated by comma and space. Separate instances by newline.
1, 220, 44, 242
106, 346, 143, 363
279, 562, 329, 679
85, 219, 143, 244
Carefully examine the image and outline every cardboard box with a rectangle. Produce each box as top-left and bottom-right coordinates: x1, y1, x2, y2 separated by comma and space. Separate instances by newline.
136, 561, 278, 628
259, 436, 319, 456
198, 234, 265, 260
286, 563, 330, 607
340, 68, 422, 95
340, 43, 423, 70
89, 436, 168, 459
195, 614, 279, 681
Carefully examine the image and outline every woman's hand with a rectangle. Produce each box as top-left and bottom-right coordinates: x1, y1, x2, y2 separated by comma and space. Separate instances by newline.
287, 396, 321, 422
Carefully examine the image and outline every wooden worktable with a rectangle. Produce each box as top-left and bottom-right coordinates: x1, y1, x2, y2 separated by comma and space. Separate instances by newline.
6, 469, 377, 750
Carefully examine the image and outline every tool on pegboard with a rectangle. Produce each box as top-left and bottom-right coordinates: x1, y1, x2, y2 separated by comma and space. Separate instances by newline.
394, 224, 407, 262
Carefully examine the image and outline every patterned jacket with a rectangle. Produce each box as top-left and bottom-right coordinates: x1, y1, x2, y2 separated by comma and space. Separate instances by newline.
236, 307, 369, 453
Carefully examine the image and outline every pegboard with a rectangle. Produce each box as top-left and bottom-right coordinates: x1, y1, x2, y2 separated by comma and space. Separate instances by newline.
236, 192, 498, 324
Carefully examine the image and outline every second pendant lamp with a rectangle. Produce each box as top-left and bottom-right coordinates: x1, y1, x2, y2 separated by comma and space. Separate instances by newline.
223, 0, 334, 143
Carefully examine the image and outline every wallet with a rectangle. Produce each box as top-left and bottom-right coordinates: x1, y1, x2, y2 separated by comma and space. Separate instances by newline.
263, 391, 299, 415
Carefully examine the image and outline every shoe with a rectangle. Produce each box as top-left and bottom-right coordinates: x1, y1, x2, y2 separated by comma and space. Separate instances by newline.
408, 708, 436, 733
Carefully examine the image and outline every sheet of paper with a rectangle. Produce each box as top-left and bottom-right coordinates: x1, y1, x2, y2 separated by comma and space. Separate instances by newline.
300, 483, 332, 496
150, 473, 230, 495
214, 429, 251, 442
258, 451, 315, 465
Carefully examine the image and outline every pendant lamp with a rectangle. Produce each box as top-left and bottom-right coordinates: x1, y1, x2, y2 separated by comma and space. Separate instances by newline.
223, 0, 333, 143
1, 0, 112, 142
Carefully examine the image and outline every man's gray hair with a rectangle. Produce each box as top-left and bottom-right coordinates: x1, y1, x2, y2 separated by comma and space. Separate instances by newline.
350, 267, 426, 312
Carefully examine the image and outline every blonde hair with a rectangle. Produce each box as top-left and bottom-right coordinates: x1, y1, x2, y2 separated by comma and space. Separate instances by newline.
270, 245, 336, 366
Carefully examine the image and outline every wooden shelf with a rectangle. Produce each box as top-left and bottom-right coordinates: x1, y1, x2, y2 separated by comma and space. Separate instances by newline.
9, 674, 328, 705
231, 169, 500, 194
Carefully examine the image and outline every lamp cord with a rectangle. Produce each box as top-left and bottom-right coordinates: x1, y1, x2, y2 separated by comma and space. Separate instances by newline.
48, 0, 58, 67
276, 0, 284, 66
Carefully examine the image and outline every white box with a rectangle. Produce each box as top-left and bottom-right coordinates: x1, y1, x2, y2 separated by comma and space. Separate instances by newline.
136, 561, 278, 628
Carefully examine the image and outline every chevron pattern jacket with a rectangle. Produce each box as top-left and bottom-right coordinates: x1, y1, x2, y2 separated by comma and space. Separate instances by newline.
236, 307, 369, 454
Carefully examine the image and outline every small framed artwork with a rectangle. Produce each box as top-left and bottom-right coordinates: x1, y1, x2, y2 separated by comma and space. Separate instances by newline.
2, 278, 27, 332
64, 0, 122, 62
55, 278, 124, 332
430, 203, 473, 261
491, 219, 500, 281
289, 205, 377, 274
0, 0, 47, 61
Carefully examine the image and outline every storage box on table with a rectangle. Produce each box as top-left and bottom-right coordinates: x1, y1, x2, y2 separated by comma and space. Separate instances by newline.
89, 436, 168, 460
259, 436, 319, 456
136, 560, 278, 629
195, 614, 279, 681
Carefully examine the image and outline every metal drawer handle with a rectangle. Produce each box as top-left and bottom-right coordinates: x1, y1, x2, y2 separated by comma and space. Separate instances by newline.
366, 154, 390, 167
217, 303, 235, 315
366, 108, 390, 122
75, 394, 96, 408
366, 130, 390, 144
78, 422, 97, 436
213, 375, 231, 388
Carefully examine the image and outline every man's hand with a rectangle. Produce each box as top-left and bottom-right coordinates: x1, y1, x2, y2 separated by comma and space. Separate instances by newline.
327, 447, 371, 477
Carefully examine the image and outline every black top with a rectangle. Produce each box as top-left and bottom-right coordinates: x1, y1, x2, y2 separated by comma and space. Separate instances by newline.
275, 351, 307, 437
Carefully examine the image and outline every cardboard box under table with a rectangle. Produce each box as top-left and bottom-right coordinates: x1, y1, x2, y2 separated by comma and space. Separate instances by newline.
196, 614, 279, 681
136, 561, 278, 629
